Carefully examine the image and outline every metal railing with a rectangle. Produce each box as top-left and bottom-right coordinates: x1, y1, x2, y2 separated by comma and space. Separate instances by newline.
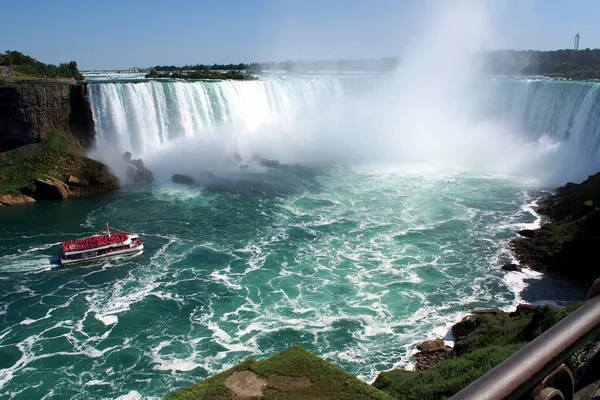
450, 280, 600, 400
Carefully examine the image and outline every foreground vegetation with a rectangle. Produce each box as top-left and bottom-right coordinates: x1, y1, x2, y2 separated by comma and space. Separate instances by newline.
166, 345, 392, 400
165, 304, 590, 400
0, 130, 117, 197
0, 50, 84, 81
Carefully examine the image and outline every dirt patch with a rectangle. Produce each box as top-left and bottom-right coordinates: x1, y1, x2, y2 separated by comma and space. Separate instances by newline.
225, 370, 267, 398
269, 374, 313, 390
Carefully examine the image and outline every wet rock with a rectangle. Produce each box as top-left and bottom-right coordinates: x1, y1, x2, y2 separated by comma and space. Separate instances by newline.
518, 229, 537, 238
172, 174, 196, 185
0, 194, 35, 206
123, 152, 154, 184
414, 338, 452, 371
259, 157, 280, 168
502, 263, 522, 272
252, 153, 281, 168
417, 338, 446, 353
452, 315, 479, 339
34, 177, 69, 199
509, 304, 538, 318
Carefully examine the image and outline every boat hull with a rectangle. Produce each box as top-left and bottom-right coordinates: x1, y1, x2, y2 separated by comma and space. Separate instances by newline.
60, 244, 144, 266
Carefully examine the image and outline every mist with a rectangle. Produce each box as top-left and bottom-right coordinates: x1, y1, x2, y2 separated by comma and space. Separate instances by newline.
89, 0, 600, 188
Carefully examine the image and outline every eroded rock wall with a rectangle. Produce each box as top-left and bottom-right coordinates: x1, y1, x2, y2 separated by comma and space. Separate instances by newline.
0, 84, 95, 151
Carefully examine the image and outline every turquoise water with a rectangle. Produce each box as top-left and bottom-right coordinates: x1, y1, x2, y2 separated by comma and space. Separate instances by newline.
1, 164, 543, 399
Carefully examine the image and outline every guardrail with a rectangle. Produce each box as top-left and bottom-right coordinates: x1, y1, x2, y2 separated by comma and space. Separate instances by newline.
451, 280, 600, 400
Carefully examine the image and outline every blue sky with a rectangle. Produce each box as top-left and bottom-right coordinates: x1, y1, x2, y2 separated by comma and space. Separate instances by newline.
1, 0, 599, 70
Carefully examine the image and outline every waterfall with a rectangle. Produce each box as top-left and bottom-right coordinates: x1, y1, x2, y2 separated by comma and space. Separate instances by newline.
88, 77, 377, 157
87, 76, 600, 183
482, 78, 600, 155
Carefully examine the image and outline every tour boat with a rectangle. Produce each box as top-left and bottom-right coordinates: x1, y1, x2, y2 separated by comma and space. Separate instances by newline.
59, 224, 143, 266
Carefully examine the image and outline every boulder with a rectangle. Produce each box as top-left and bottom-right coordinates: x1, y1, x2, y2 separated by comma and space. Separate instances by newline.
414, 338, 452, 371
259, 157, 280, 168
123, 152, 154, 184
34, 177, 69, 200
501, 263, 522, 272
172, 174, 196, 185
518, 229, 537, 238
66, 174, 80, 186
452, 315, 479, 339
417, 338, 446, 353
252, 153, 281, 168
0, 194, 35, 207
65, 174, 89, 187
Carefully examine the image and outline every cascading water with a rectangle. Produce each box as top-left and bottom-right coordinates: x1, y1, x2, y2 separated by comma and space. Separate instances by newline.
88, 76, 600, 184
88, 77, 379, 158
482, 78, 600, 155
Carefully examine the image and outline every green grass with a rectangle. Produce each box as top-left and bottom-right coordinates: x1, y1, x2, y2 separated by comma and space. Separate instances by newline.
0, 130, 116, 195
373, 344, 525, 400
165, 345, 392, 400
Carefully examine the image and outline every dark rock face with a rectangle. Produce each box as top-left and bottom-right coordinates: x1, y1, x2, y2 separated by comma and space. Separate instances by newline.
501, 263, 522, 272
34, 177, 69, 200
510, 171, 600, 287
452, 315, 479, 339
172, 174, 196, 185
0, 84, 95, 152
518, 229, 536, 238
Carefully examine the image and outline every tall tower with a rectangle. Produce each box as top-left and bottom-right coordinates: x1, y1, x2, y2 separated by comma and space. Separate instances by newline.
574, 33, 580, 50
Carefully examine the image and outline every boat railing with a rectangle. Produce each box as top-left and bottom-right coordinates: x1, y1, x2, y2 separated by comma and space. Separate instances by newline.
450, 279, 600, 400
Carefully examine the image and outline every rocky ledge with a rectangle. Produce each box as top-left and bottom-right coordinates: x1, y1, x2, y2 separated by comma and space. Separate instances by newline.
510, 172, 600, 287
0, 130, 119, 205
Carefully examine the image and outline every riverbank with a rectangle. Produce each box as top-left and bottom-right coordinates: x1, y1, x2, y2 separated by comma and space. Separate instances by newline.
511, 172, 600, 287
0, 130, 118, 205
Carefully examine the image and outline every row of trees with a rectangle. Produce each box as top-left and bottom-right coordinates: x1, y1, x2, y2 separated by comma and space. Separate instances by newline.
151, 58, 399, 73
482, 49, 600, 78
0, 50, 84, 80
152, 51, 600, 78
146, 68, 255, 80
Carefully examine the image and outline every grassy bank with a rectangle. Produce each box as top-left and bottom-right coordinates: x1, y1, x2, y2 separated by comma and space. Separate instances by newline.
0, 130, 117, 196
164, 305, 588, 400
165, 345, 391, 400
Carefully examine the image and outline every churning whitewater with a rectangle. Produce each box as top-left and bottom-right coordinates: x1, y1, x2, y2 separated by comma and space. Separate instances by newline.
0, 75, 598, 400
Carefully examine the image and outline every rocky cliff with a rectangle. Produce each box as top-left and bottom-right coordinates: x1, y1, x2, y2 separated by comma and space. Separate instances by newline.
0, 83, 94, 151
511, 172, 600, 287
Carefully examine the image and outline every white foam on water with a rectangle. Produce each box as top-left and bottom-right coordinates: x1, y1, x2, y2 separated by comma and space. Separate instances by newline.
85, 380, 110, 386
115, 391, 143, 400
96, 315, 118, 326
